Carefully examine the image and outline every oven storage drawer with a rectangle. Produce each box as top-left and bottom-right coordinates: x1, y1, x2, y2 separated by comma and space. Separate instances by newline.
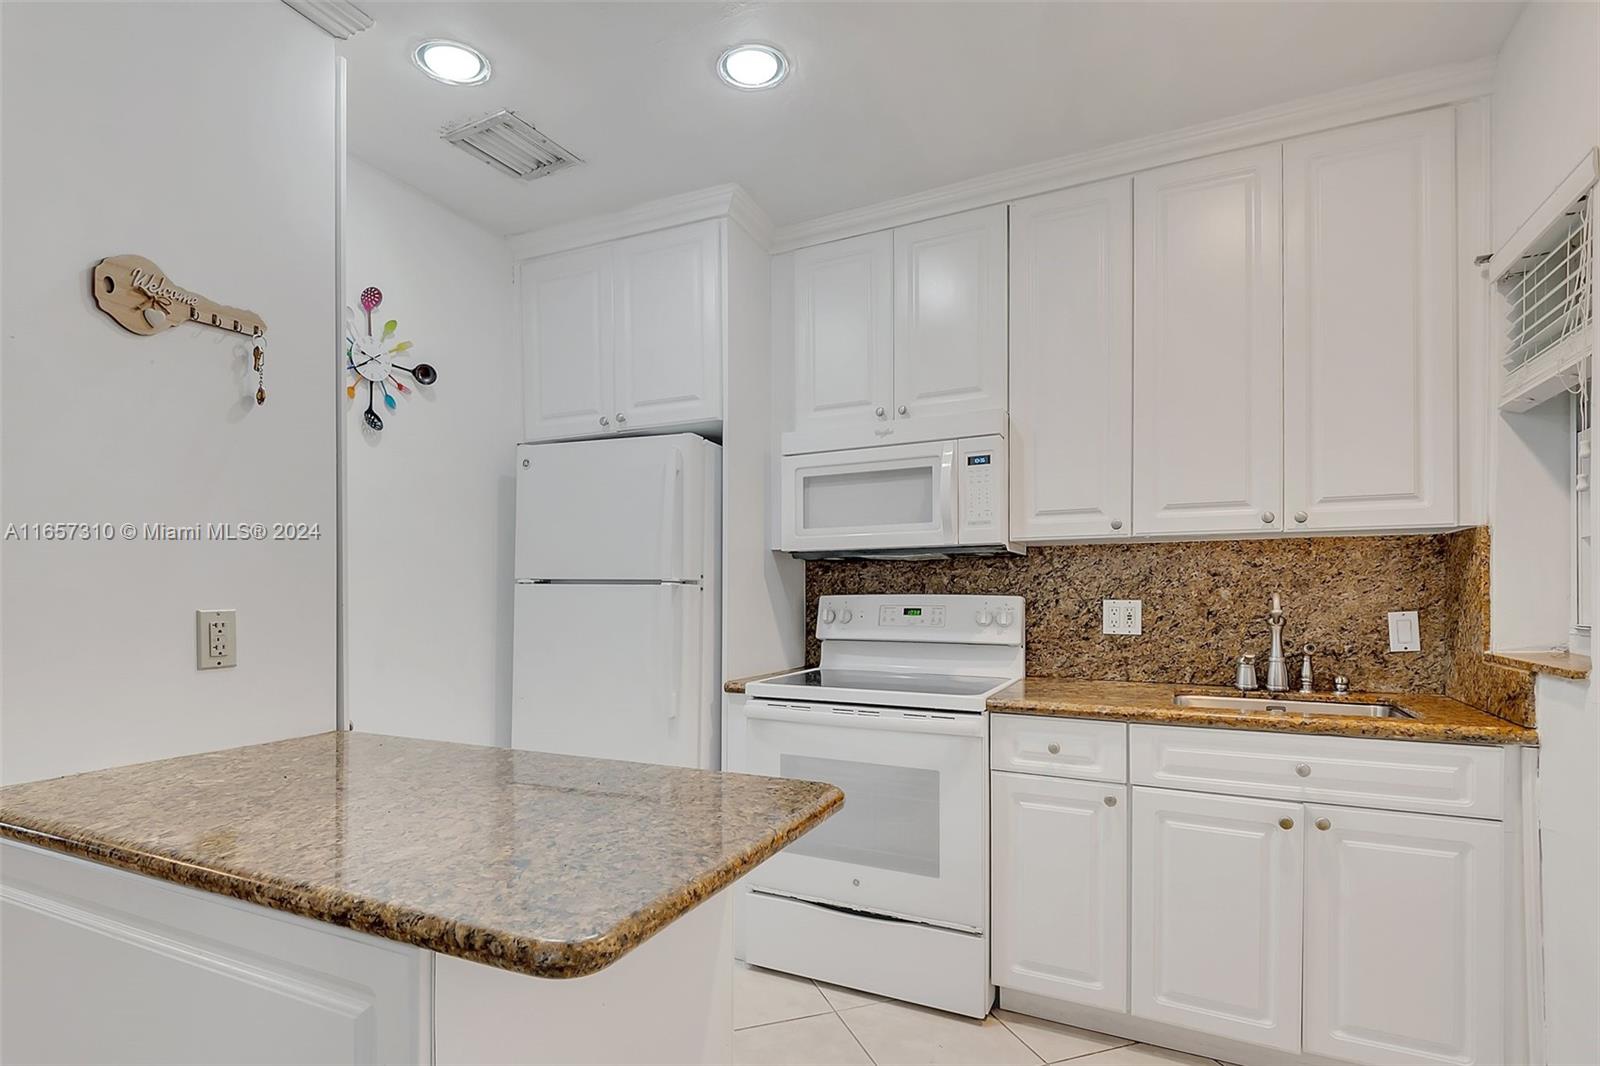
991, 715, 1127, 783
1128, 725, 1505, 819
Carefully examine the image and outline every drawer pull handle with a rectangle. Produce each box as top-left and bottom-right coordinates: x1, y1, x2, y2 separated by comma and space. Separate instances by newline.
1294, 763, 1311, 777
1315, 818, 1331, 831
1104, 795, 1117, 807
1046, 743, 1061, 755
1279, 817, 1295, 830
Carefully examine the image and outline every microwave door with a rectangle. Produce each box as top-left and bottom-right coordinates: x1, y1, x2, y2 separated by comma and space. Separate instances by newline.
515, 436, 703, 582
780, 441, 958, 553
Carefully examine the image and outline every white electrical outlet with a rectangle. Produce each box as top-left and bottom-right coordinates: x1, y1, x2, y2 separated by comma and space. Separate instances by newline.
1102, 599, 1142, 636
1387, 610, 1421, 653
197, 609, 237, 669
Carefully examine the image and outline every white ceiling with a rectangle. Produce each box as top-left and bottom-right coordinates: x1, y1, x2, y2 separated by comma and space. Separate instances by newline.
339, 1, 1523, 238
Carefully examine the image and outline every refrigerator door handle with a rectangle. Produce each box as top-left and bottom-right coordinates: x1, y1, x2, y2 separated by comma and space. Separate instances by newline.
660, 450, 685, 579
660, 583, 685, 722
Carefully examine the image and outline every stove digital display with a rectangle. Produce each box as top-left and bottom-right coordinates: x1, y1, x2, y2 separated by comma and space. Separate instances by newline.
903, 608, 922, 617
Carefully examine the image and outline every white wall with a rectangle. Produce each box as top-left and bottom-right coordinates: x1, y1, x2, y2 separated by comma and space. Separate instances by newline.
342, 160, 518, 746
0, 2, 336, 784
1489, 4, 1600, 1061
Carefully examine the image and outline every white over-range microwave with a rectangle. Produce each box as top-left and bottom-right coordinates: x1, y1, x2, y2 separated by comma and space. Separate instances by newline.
777, 411, 1020, 558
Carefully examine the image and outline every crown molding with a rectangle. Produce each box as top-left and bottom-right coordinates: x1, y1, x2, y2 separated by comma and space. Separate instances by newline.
769, 56, 1497, 253
508, 183, 772, 260
280, 0, 373, 40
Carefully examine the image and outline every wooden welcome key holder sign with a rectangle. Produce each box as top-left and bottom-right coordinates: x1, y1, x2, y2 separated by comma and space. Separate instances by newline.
93, 255, 266, 338
93, 254, 270, 405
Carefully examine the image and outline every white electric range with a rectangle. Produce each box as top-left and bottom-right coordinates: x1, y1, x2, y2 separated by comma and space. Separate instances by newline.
732, 594, 1025, 1018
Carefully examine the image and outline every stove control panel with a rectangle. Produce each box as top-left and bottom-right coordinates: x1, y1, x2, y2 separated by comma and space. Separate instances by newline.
817, 594, 1025, 644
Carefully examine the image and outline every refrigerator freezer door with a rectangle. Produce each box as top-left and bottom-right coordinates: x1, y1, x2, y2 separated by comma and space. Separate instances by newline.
512, 582, 706, 767
516, 435, 706, 582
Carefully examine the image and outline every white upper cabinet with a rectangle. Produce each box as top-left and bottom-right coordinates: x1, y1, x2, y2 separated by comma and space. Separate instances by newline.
893, 206, 1009, 420
1009, 179, 1133, 540
1133, 145, 1284, 535
1303, 806, 1503, 1066
792, 231, 894, 432
613, 221, 722, 431
521, 246, 614, 441
1284, 109, 1458, 531
520, 220, 723, 443
1131, 787, 1303, 1053
991, 772, 1128, 1013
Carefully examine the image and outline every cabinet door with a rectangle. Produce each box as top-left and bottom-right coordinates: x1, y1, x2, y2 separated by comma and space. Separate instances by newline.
1284, 110, 1457, 531
1131, 787, 1302, 1052
613, 220, 721, 430
520, 246, 615, 442
1304, 806, 1503, 1065
894, 205, 1008, 420
991, 773, 1128, 1012
1133, 146, 1284, 535
1009, 180, 1133, 540
793, 231, 894, 432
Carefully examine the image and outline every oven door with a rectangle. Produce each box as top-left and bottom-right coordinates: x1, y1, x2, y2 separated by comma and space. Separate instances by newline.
779, 441, 958, 553
739, 700, 986, 932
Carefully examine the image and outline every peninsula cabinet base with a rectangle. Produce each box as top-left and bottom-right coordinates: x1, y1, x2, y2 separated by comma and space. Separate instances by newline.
0, 841, 734, 1066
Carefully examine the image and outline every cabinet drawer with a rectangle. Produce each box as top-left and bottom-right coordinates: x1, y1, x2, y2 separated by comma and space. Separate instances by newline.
991, 715, 1127, 782
1129, 725, 1504, 820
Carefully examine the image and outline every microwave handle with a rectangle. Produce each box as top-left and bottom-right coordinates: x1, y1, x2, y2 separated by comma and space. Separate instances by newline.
744, 702, 984, 738
937, 444, 958, 539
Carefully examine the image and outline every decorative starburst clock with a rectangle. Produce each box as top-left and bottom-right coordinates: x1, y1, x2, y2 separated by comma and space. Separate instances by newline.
344, 286, 438, 431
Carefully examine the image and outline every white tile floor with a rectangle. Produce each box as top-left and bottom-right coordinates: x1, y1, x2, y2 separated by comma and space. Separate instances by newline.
733, 964, 1232, 1066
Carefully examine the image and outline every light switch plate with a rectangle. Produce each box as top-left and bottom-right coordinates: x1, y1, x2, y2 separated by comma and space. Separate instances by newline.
1103, 599, 1142, 636
197, 609, 237, 669
1387, 610, 1420, 653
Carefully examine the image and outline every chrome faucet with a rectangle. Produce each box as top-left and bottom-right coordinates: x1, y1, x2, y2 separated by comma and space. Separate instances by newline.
1264, 592, 1290, 693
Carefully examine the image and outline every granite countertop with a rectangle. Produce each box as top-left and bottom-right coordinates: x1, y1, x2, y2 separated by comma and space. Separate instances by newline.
0, 732, 842, 979
1482, 648, 1591, 680
724, 667, 803, 694
989, 679, 1537, 745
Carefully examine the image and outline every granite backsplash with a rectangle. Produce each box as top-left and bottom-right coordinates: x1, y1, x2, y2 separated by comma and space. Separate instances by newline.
804, 528, 1534, 724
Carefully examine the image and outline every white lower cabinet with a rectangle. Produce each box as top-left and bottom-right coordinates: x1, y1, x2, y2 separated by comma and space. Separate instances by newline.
1129, 787, 1304, 1053
1302, 805, 1504, 1066
990, 772, 1127, 1012
992, 721, 1517, 1066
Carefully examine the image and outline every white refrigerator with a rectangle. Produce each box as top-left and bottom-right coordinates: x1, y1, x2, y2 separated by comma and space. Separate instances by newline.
511, 434, 721, 769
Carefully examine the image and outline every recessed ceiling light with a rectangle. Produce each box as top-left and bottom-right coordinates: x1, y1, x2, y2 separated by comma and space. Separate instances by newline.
413, 39, 491, 86
717, 43, 788, 91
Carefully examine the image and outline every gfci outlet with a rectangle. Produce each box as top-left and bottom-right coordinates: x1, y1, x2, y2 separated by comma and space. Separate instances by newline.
197, 609, 237, 669
1102, 599, 1142, 636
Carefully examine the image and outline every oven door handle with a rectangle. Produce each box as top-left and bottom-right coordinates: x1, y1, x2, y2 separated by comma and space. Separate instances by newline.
745, 702, 984, 738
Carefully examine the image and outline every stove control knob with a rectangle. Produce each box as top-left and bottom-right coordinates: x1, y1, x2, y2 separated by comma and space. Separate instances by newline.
997, 608, 1015, 628
840, 609, 853, 623
820, 608, 837, 624
976, 609, 993, 626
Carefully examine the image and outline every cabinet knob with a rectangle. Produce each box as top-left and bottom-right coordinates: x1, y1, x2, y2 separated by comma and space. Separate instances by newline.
1046, 742, 1061, 755
1261, 511, 1276, 524
521, 458, 530, 468
1295, 763, 1311, 777
898, 405, 909, 415
616, 413, 627, 424
1315, 818, 1331, 831
1104, 795, 1118, 807
875, 406, 886, 418
1279, 817, 1295, 830
1110, 519, 1123, 530
599, 416, 610, 426
1294, 511, 1309, 524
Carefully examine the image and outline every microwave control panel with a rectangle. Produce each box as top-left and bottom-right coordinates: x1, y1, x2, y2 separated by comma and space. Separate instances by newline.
957, 434, 1007, 544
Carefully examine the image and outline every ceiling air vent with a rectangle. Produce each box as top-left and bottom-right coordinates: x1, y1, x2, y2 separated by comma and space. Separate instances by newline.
441, 110, 582, 182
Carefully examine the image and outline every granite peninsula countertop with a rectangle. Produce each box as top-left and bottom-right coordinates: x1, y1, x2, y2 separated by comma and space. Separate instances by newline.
724, 672, 1534, 745
0, 732, 842, 978
988, 679, 1537, 745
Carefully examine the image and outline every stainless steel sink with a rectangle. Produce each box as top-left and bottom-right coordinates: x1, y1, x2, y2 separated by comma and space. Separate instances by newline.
1174, 694, 1417, 719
